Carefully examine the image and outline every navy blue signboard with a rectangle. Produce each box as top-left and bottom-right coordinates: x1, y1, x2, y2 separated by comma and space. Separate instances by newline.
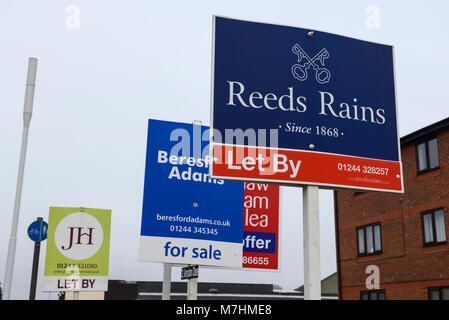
27, 219, 48, 242
210, 16, 403, 193
139, 119, 244, 267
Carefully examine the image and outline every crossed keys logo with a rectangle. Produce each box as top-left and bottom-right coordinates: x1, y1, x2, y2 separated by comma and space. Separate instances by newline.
291, 44, 331, 84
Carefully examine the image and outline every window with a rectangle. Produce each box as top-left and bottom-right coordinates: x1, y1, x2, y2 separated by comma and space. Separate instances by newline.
360, 290, 386, 300
416, 137, 439, 173
428, 287, 449, 300
357, 223, 382, 256
421, 208, 446, 246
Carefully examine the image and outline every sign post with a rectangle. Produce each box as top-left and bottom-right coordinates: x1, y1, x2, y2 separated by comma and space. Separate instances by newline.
139, 119, 245, 301
187, 272, 198, 300
27, 217, 48, 300
187, 120, 201, 301
210, 16, 403, 300
162, 263, 172, 300
181, 265, 199, 300
302, 186, 320, 300
30, 241, 41, 300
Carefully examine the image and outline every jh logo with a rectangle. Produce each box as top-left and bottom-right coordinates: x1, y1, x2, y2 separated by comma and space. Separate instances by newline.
55, 212, 104, 260
291, 44, 331, 84
61, 227, 95, 251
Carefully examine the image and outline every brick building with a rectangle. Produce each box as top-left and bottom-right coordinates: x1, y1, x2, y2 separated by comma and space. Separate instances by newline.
334, 117, 449, 300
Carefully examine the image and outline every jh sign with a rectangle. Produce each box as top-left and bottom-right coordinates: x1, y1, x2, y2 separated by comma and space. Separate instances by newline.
43, 207, 111, 292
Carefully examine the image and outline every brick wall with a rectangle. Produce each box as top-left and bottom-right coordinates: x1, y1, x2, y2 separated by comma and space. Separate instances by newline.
336, 128, 449, 300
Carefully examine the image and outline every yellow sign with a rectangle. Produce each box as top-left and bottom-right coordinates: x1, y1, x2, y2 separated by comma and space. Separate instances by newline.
43, 207, 111, 291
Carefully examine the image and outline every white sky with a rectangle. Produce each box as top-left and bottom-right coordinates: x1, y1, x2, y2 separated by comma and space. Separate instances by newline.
1, 0, 448, 299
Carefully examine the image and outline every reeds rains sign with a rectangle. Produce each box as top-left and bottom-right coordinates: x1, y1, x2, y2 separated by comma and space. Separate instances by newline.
210, 16, 403, 193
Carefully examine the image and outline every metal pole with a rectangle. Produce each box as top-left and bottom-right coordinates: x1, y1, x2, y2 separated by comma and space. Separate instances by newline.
162, 263, 172, 300
187, 119, 201, 301
3, 57, 38, 300
187, 276, 198, 300
28, 241, 41, 300
302, 185, 321, 300
28, 240, 41, 300
29, 217, 44, 300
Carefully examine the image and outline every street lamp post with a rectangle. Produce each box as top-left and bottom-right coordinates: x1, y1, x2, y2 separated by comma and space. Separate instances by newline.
3, 57, 38, 300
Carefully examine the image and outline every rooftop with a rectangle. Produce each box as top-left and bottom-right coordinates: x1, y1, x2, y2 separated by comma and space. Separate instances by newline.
401, 116, 449, 145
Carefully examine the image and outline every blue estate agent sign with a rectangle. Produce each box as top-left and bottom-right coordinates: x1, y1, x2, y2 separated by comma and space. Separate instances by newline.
210, 16, 403, 193
139, 119, 244, 267
27, 219, 48, 242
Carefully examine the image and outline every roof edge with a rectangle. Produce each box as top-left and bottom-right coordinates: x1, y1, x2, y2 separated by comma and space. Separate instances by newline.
401, 116, 449, 145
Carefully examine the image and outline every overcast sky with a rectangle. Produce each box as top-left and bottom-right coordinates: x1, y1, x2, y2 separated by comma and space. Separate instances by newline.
1, 0, 448, 299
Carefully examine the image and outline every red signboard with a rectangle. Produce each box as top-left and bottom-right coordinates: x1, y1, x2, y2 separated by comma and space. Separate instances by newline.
212, 145, 403, 193
242, 182, 280, 270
